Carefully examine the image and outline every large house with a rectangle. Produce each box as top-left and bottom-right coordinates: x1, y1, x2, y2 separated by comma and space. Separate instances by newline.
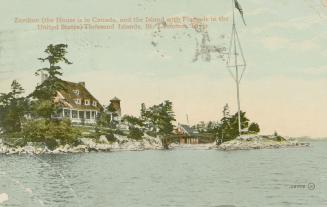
52, 80, 103, 124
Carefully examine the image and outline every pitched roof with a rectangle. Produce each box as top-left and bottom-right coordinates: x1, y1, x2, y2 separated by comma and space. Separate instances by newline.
110, 96, 120, 101
178, 124, 197, 136
55, 80, 103, 111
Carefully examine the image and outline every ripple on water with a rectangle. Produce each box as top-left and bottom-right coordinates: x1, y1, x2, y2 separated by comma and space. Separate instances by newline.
0, 141, 326, 207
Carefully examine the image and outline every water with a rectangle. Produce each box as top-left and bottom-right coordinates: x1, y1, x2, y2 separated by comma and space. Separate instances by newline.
0, 140, 327, 207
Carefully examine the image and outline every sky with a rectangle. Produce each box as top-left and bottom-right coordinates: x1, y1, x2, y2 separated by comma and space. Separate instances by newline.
0, 0, 327, 138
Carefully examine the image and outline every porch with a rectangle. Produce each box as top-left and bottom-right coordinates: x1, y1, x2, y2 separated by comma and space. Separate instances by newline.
53, 108, 99, 124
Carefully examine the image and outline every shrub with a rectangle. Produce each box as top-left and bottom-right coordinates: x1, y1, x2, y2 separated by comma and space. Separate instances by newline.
114, 129, 125, 135
22, 119, 48, 142
0, 132, 27, 147
47, 119, 81, 145
44, 138, 59, 150
22, 119, 81, 149
248, 122, 260, 133
106, 133, 117, 142
128, 127, 144, 140
145, 130, 157, 137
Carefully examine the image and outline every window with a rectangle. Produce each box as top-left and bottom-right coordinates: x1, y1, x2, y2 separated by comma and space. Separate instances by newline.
86, 111, 90, 119
84, 99, 90, 105
73, 89, 79, 96
79, 111, 84, 119
64, 109, 70, 118
72, 110, 78, 118
74, 99, 81, 105
92, 101, 97, 107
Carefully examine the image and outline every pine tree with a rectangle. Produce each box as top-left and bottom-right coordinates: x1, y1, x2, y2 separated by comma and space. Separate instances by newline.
146, 100, 176, 149
0, 80, 28, 132
30, 44, 72, 119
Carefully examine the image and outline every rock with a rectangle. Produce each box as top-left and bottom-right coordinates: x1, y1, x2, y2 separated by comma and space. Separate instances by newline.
80, 138, 97, 148
94, 144, 110, 152
110, 142, 120, 150
7, 148, 17, 155
216, 135, 309, 151
22, 146, 35, 154
99, 135, 109, 144
71, 145, 88, 153
0, 144, 8, 154
0, 134, 167, 154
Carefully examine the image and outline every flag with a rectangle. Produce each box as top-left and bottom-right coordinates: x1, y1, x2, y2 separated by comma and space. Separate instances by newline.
235, 0, 246, 25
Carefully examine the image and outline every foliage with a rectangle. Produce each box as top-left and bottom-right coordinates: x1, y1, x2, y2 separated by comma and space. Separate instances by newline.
105, 133, 117, 142
96, 111, 111, 128
30, 44, 72, 119
114, 129, 125, 136
217, 110, 250, 142
22, 119, 81, 149
128, 126, 144, 140
273, 131, 285, 142
122, 115, 144, 126
30, 100, 58, 120
0, 80, 28, 133
140, 103, 147, 121
0, 132, 27, 147
143, 100, 176, 149
145, 130, 157, 137
248, 122, 260, 133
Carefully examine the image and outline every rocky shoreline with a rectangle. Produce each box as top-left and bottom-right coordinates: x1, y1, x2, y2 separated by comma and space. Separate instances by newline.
0, 134, 163, 155
0, 134, 310, 155
214, 134, 310, 151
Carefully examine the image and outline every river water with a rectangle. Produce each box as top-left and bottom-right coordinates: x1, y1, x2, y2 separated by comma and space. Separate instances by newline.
0, 140, 326, 207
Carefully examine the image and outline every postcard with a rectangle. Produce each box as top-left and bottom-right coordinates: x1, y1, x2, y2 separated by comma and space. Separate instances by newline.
0, 0, 326, 206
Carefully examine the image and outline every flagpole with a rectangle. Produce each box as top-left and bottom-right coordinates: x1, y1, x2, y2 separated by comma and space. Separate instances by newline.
232, 0, 242, 135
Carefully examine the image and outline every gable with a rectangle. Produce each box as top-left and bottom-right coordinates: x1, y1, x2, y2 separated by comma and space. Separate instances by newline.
55, 80, 103, 111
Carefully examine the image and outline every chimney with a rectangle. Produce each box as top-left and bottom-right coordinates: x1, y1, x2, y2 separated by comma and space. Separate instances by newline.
78, 81, 85, 87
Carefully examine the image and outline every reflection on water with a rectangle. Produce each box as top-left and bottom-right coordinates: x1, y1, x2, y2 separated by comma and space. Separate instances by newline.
0, 140, 327, 207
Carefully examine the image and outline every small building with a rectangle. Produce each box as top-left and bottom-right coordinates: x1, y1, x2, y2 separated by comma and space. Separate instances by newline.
107, 96, 122, 123
52, 80, 103, 124
177, 124, 199, 144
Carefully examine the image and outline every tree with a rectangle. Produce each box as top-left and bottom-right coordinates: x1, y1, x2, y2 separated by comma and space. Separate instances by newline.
122, 115, 144, 127
206, 121, 216, 133
96, 111, 111, 127
218, 110, 250, 143
248, 122, 260, 133
140, 103, 147, 121
128, 126, 144, 140
145, 100, 176, 149
31, 44, 72, 119
0, 80, 28, 133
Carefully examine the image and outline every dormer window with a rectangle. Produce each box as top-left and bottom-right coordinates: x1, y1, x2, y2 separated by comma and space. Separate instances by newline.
74, 99, 81, 105
73, 89, 80, 96
84, 99, 90, 105
92, 101, 97, 107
